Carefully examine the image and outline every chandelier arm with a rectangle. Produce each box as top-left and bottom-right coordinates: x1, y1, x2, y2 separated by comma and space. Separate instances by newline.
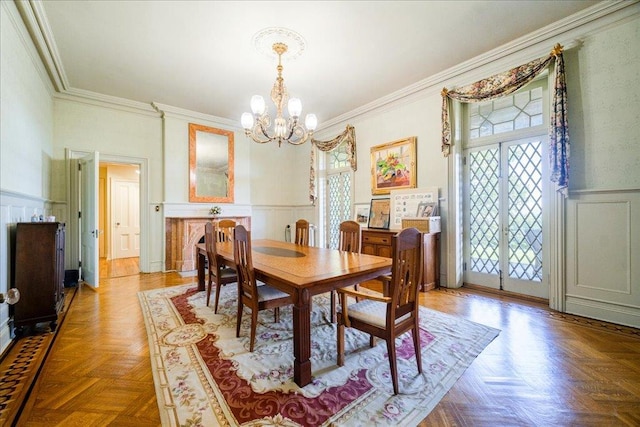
285, 117, 298, 141
286, 122, 311, 145
246, 119, 275, 144
245, 129, 273, 144
258, 121, 273, 141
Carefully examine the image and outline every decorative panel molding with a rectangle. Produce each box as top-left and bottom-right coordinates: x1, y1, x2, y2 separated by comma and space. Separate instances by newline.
566, 189, 640, 327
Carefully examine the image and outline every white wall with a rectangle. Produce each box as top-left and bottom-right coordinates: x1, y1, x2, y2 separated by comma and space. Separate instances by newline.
563, 16, 640, 327
565, 17, 640, 190
52, 98, 163, 271
0, 1, 55, 354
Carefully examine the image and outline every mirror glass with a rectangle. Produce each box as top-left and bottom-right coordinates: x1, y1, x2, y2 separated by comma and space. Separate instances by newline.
189, 123, 234, 203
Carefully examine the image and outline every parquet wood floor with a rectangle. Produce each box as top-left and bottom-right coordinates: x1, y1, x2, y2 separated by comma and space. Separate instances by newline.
9, 273, 640, 426
99, 257, 139, 279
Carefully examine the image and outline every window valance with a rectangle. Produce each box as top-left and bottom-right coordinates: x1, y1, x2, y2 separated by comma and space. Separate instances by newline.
309, 125, 357, 204
441, 44, 569, 195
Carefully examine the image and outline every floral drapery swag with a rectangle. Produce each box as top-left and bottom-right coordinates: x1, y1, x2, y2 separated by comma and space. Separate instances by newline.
309, 125, 357, 204
441, 43, 570, 195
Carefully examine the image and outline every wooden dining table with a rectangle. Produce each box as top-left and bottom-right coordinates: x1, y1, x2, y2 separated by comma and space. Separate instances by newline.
196, 239, 392, 387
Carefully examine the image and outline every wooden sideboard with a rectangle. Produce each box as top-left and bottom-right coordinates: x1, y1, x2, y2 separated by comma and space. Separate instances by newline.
361, 228, 440, 291
13, 222, 66, 332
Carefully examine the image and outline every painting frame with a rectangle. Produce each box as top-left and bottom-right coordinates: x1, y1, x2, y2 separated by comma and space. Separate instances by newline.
353, 203, 371, 226
367, 198, 391, 230
416, 201, 438, 217
370, 136, 417, 195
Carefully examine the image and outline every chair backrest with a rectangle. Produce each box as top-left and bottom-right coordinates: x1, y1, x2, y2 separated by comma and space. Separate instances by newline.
294, 219, 310, 246
389, 227, 423, 321
233, 225, 258, 303
216, 219, 236, 242
339, 220, 361, 253
204, 222, 222, 273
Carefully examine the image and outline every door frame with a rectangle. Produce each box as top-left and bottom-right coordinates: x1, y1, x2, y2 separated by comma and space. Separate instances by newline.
462, 136, 550, 299
444, 82, 565, 311
66, 149, 149, 275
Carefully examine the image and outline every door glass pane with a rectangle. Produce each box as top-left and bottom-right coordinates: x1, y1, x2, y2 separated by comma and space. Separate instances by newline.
470, 83, 545, 139
507, 141, 543, 281
468, 148, 500, 274
327, 172, 351, 249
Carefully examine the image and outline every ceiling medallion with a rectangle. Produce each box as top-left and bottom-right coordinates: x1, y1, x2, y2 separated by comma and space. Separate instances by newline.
252, 27, 306, 61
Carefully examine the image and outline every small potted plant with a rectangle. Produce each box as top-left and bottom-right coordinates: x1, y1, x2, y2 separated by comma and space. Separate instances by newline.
209, 206, 221, 217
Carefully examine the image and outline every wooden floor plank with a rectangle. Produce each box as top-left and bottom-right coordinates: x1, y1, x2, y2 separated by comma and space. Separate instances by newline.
2, 259, 638, 426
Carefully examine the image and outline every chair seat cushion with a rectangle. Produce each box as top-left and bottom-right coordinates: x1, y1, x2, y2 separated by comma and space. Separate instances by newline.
257, 284, 289, 302
343, 299, 409, 329
219, 267, 236, 279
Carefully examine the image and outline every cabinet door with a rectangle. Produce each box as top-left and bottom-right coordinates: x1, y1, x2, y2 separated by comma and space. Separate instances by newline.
361, 243, 377, 256
377, 245, 393, 258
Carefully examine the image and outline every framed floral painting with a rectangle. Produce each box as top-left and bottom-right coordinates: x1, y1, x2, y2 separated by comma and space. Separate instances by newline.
370, 137, 417, 195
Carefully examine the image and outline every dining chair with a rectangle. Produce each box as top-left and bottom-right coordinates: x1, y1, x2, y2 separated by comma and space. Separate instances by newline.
216, 219, 237, 270
216, 219, 236, 242
336, 227, 423, 395
329, 220, 362, 322
294, 219, 310, 246
233, 225, 293, 352
204, 222, 237, 313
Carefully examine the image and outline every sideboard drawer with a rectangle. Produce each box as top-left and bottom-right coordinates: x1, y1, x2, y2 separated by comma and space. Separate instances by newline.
362, 233, 391, 245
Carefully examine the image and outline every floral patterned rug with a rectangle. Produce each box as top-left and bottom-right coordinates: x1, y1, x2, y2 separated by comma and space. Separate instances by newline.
138, 284, 499, 426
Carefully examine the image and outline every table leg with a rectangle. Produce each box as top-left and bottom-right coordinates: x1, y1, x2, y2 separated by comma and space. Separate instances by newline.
292, 289, 312, 387
197, 250, 206, 292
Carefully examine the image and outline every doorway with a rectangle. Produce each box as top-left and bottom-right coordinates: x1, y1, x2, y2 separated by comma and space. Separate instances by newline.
463, 136, 548, 299
99, 163, 140, 279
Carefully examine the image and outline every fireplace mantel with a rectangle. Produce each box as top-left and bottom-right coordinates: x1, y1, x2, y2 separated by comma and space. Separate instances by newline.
165, 216, 250, 272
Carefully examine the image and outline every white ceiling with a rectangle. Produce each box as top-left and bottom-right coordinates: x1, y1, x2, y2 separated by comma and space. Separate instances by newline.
30, 1, 601, 128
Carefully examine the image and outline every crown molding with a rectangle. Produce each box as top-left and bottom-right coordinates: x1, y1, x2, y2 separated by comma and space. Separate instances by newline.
152, 103, 240, 129
321, 0, 639, 130
5, 0, 55, 95
54, 90, 160, 117
15, 0, 640, 131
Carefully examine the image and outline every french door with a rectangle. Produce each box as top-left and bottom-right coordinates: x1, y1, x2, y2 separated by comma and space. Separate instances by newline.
463, 136, 548, 299
325, 171, 352, 249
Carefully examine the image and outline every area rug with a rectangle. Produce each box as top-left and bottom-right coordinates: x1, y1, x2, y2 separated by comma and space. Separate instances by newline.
138, 284, 499, 426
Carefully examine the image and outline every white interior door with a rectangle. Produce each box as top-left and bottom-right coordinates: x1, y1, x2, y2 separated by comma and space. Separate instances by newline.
80, 152, 100, 288
112, 179, 140, 259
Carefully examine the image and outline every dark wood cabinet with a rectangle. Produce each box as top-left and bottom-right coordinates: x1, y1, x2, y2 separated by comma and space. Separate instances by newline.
13, 222, 65, 331
361, 229, 394, 258
361, 228, 440, 291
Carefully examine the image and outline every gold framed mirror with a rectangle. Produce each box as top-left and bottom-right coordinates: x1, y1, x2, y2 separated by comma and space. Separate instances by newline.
189, 123, 234, 203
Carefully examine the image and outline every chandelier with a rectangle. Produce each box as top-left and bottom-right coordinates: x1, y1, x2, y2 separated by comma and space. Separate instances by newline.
241, 42, 317, 147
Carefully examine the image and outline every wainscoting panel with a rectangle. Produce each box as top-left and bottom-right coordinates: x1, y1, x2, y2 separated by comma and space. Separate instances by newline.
250, 206, 316, 242
566, 189, 640, 327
